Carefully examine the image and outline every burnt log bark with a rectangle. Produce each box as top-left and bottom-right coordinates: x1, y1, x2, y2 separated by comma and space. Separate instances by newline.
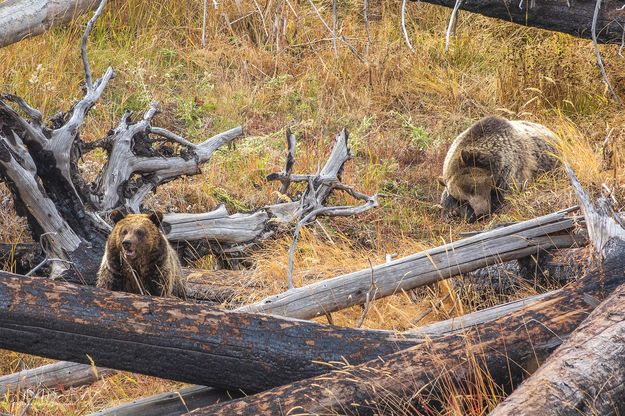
0, 361, 114, 397
413, 0, 625, 44
0, 243, 44, 275
193, 247, 624, 415
489, 167, 625, 415
0, 271, 420, 393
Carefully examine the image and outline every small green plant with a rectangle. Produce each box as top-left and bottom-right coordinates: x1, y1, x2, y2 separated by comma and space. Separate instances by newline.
397, 113, 432, 150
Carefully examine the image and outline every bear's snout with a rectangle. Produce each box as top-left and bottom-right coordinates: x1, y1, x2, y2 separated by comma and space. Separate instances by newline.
122, 240, 132, 250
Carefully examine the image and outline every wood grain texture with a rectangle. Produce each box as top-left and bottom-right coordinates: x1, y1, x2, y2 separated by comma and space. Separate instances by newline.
0, 361, 113, 397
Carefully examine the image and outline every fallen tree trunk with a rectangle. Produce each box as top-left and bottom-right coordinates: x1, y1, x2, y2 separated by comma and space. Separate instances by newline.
0, 271, 420, 393
4, 211, 583, 406
89, 385, 240, 416
0, 361, 113, 397
413, 0, 625, 44
489, 167, 625, 415
193, 242, 623, 414
240, 207, 584, 319
0, 0, 100, 49
88, 246, 585, 415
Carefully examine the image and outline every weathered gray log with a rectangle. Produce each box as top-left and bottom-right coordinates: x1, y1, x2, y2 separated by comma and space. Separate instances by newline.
0, 0, 100, 49
414, 0, 625, 44
489, 167, 625, 415
0, 271, 421, 392
193, 242, 624, 415
240, 207, 583, 319
90, 385, 240, 416
0, 361, 114, 397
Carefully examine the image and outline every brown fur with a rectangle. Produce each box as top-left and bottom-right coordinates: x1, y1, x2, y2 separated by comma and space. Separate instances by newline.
96, 211, 185, 297
440, 116, 558, 221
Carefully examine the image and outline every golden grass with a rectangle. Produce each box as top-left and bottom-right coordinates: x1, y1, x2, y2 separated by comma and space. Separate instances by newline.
1, 0, 624, 414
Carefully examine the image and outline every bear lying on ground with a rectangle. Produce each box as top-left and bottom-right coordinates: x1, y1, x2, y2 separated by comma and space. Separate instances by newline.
439, 116, 558, 222
96, 210, 185, 297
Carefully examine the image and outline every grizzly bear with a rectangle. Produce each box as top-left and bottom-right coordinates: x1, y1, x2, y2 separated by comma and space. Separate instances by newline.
96, 210, 185, 298
439, 116, 558, 222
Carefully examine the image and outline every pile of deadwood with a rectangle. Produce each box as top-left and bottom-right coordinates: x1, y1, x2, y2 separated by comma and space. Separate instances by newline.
1, 2, 625, 415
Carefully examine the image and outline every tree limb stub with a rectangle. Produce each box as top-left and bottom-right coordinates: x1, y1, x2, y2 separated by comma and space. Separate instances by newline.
414, 0, 625, 44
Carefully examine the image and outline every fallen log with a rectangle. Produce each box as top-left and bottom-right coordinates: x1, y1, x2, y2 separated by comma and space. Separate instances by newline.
0, 271, 420, 393
413, 0, 625, 44
182, 269, 258, 304
90, 385, 240, 416
0, 0, 100, 49
191, 199, 625, 415
0, 361, 113, 397
240, 207, 584, 319
4, 211, 583, 406
489, 167, 625, 415
193, 237, 623, 414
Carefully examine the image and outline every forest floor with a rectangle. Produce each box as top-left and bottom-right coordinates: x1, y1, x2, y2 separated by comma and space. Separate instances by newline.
0, 0, 624, 414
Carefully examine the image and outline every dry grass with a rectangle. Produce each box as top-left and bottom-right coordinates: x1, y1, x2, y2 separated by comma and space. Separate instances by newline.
1, 0, 625, 414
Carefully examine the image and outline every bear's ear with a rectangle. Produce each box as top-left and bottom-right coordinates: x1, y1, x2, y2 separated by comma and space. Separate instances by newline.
148, 211, 164, 226
438, 176, 446, 187
460, 150, 491, 170
110, 209, 126, 224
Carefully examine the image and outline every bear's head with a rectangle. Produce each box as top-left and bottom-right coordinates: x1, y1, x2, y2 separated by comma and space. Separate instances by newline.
109, 210, 165, 264
440, 150, 499, 220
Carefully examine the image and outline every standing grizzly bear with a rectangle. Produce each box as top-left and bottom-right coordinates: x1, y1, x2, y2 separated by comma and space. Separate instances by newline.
439, 116, 558, 222
96, 210, 185, 297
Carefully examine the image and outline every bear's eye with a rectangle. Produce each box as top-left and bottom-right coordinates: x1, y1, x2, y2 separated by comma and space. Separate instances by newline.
136, 229, 145, 238
121, 229, 128, 235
